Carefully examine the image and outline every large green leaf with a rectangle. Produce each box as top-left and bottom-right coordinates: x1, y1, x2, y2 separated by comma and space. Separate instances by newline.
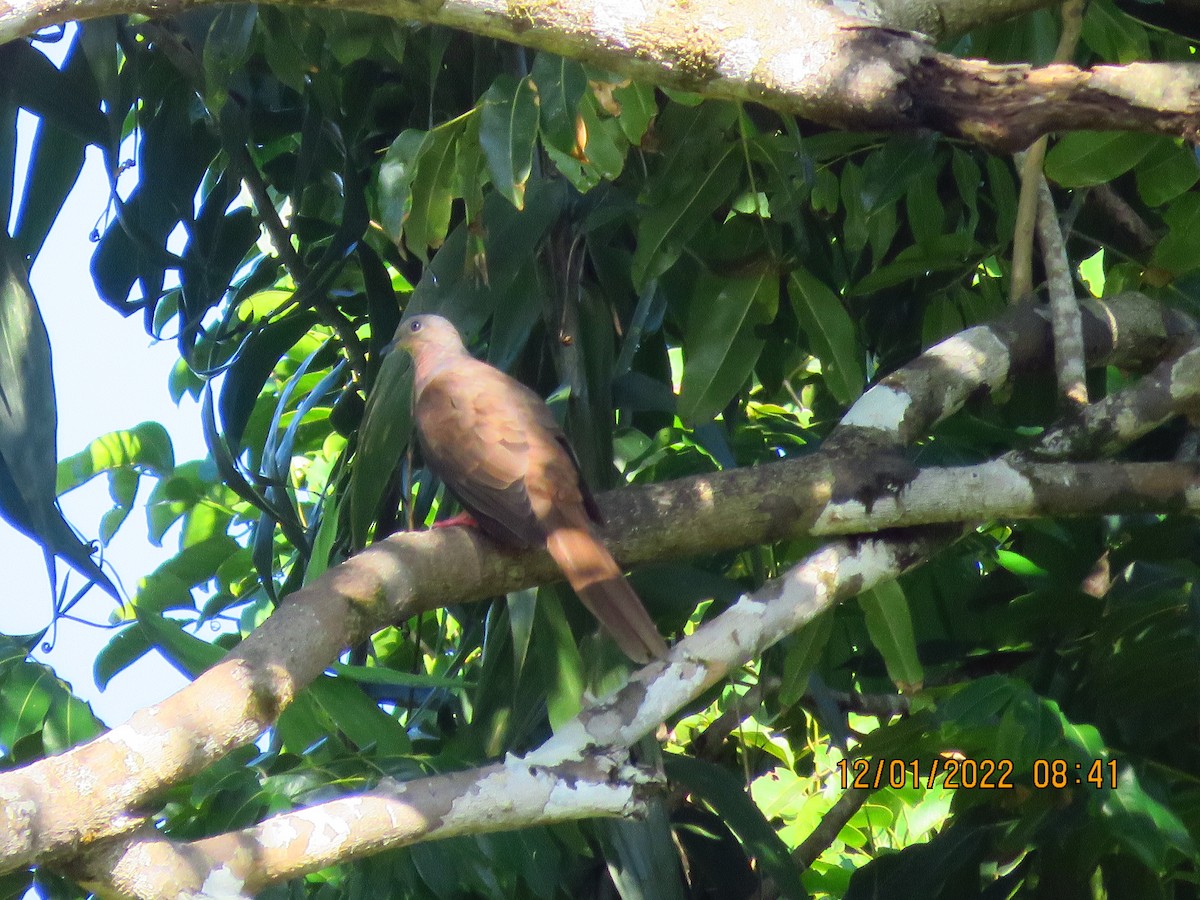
530, 53, 587, 156
479, 75, 540, 210
0, 661, 53, 751
1103, 767, 1195, 868
1152, 193, 1200, 275
631, 102, 740, 288
1135, 138, 1200, 207
0, 232, 117, 599
1044, 131, 1155, 188
57, 421, 175, 494
787, 267, 864, 406
0, 41, 105, 145
678, 267, 779, 424
404, 123, 466, 261
859, 581, 924, 691
12, 32, 96, 262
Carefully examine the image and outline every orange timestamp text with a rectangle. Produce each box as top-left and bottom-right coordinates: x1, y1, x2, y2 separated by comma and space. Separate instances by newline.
836, 757, 1118, 790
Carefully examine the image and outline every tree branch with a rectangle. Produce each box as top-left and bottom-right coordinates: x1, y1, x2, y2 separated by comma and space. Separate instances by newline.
74, 528, 954, 896
71, 754, 659, 897
2, 0, 1198, 150
0, 293, 1193, 874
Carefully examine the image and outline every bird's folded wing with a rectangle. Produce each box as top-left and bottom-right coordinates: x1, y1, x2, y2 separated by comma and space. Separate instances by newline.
415, 368, 543, 545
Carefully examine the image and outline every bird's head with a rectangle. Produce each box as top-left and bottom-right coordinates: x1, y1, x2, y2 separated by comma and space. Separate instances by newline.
389, 314, 468, 359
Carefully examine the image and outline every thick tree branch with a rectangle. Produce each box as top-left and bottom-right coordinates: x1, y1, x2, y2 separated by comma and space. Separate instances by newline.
1, 0, 1198, 151
75, 529, 953, 897
71, 754, 658, 897
0, 293, 1193, 874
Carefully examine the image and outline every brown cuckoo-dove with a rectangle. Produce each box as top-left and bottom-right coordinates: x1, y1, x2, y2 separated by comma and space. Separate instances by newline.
392, 314, 668, 663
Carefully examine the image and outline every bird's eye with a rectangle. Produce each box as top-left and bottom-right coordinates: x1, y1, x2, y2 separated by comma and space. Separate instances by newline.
409, 320, 422, 333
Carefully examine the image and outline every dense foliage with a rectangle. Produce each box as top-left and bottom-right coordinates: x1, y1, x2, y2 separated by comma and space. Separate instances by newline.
3, 3, 1200, 896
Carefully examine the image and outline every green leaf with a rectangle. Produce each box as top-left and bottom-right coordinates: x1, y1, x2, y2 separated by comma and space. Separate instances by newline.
479, 75, 540, 210
12, 35, 94, 261
532, 588, 586, 729
350, 349, 413, 548
219, 314, 318, 450
678, 267, 778, 424
1103, 768, 1195, 868
145, 460, 211, 547
330, 663, 470, 691
614, 81, 657, 145
530, 53, 587, 155
1080, 0, 1150, 63
42, 692, 101, 753
952, 149, 981, 232
1135, 138, 1200, 206
99, 466, 139, 545
0, 662, 53, 751
201, 6, 257, 111
841, 161, 869, 260
985, 155, 1017, 245
0, 99, 15, 229
1152, 192, 1200, 275
0, 41, 105, 145
133, 535, 243, 613
859, 581, 924, 690
0, 231, 117, 598
631, 142, 739, 288
849, 234, 981, 296
780, 611, 834, 706
136, 613, 225, 680
379, 129, 432, 244
309, 674, 410, 755
905, 170, 945, 246
94, 624, 154, 690
57, 421, 175, 494
1044, 131, 1155, 188
994, 549, 1049, 578
787, 267, 864, 406
664, 754, 807, 900
861, 135, 936, 213
575, 92, 626, 181
404, 122, 463, 260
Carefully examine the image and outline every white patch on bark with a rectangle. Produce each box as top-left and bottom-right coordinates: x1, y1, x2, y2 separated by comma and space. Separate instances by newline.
293, 807, 352, 854
718, 36, 760, 78
840, 384, 910, 432
257, 817, 301, 849
197, 865, 248, 899
591, 0, 650, 48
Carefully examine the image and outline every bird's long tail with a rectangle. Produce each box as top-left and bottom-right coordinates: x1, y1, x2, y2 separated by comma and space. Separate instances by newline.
545, 526, 669, 664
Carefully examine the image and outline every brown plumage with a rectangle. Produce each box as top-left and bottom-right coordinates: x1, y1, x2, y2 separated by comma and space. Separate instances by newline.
392, 314, 668, 663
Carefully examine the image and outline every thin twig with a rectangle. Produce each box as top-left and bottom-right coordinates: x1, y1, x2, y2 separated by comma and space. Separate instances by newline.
1009, 0, 1086, 305
1010, 0, 1089, 409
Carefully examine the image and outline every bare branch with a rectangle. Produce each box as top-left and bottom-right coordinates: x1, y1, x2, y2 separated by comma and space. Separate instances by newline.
73, 755, 658, 897
75, 529, 954, 896
1, 0, 1198, 149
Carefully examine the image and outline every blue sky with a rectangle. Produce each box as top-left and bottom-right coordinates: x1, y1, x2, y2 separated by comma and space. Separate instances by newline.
2, 37, 209, 723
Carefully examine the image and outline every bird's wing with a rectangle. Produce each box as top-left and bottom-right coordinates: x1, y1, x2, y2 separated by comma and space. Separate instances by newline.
415, 363, 550, 546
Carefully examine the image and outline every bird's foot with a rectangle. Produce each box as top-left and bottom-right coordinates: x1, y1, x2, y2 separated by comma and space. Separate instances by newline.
432, 512, 479, 530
